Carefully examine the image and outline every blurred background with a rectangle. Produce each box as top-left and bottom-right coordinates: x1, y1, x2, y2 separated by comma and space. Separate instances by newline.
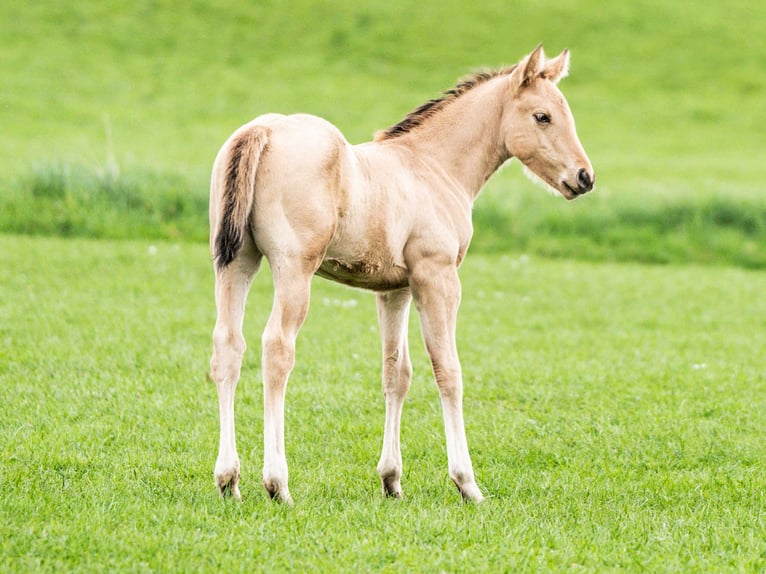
1, 0, 764, 266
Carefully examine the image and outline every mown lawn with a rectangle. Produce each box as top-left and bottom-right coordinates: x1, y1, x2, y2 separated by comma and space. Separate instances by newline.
2, 235, 764, 572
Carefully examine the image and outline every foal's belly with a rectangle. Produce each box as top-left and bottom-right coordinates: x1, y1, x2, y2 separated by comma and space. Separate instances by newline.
315, 257, 409, 291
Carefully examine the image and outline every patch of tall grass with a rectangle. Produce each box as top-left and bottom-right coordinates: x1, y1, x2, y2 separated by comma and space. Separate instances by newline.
472, 182, 766, 268
1, 163, 208, 242
2, 164, 764, 268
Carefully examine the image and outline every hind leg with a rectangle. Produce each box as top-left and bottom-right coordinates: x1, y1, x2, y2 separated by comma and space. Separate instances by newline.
260, 256, 317, 504
210, 242, 261, 499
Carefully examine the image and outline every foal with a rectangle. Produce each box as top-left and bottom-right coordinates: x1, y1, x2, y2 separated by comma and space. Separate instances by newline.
209, 45, 594, 503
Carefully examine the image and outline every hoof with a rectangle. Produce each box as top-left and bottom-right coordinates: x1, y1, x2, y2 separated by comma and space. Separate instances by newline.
451, 476, 484, 503
458, 483, 484, 503
381, 475, 403, 499
219, 481, 242, 501
215, 468, 241, 501
263, 478, 293, 505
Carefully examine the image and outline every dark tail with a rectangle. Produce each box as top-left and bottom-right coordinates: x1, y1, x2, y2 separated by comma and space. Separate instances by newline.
213, 126, 268, 270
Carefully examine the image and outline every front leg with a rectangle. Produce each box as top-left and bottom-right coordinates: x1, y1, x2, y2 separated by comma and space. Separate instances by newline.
410, 258, 484, 502
376, 288, 413, 498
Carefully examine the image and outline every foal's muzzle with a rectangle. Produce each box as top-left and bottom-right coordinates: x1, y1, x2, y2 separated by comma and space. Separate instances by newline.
576, 168, 594, 193
562, 168, 595, 199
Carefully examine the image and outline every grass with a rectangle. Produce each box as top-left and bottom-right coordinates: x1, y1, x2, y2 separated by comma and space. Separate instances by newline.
2, 235, 765, 571
1, 162, 207, 241
2, 0, 766, 267
2, 1, 766, 570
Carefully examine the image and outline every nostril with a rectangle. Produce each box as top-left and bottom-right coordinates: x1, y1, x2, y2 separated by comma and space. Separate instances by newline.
577, 168, 593, 191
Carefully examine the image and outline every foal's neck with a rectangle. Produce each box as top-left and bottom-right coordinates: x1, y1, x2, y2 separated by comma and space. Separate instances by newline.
388, 77, 511, 201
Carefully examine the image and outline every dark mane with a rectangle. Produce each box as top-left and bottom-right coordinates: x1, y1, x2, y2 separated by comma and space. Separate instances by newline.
375, 65, 518, 141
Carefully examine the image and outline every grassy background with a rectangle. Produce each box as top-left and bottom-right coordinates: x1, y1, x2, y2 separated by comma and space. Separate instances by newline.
2, 235, 765, 571
2, 1, 766, 571
1, 0, 765, 265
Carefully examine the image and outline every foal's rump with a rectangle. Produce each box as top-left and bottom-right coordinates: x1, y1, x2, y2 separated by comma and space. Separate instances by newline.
210, 114, 351, 269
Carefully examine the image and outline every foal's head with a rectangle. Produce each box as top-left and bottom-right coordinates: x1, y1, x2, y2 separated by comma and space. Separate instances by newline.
504, 46, 594, 200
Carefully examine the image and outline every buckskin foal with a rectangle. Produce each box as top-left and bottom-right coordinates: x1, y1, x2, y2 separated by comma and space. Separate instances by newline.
208, 45, 594, 504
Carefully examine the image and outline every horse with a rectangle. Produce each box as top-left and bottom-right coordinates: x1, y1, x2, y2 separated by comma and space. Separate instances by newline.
208, 45, 594, 504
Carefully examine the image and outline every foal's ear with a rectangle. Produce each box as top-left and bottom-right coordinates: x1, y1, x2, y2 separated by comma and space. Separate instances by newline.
542, 49, 570, 84
516, 44, 545, 89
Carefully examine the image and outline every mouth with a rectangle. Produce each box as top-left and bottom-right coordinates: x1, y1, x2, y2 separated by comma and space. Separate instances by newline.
561, 180, 586, 200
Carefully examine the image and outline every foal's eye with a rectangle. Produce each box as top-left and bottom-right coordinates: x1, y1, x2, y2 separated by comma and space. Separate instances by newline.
534, 112, 551, 125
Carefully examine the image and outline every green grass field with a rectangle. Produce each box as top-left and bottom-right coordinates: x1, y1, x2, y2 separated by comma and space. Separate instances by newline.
2, 0, 766, 571
2, 236, 765, 571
